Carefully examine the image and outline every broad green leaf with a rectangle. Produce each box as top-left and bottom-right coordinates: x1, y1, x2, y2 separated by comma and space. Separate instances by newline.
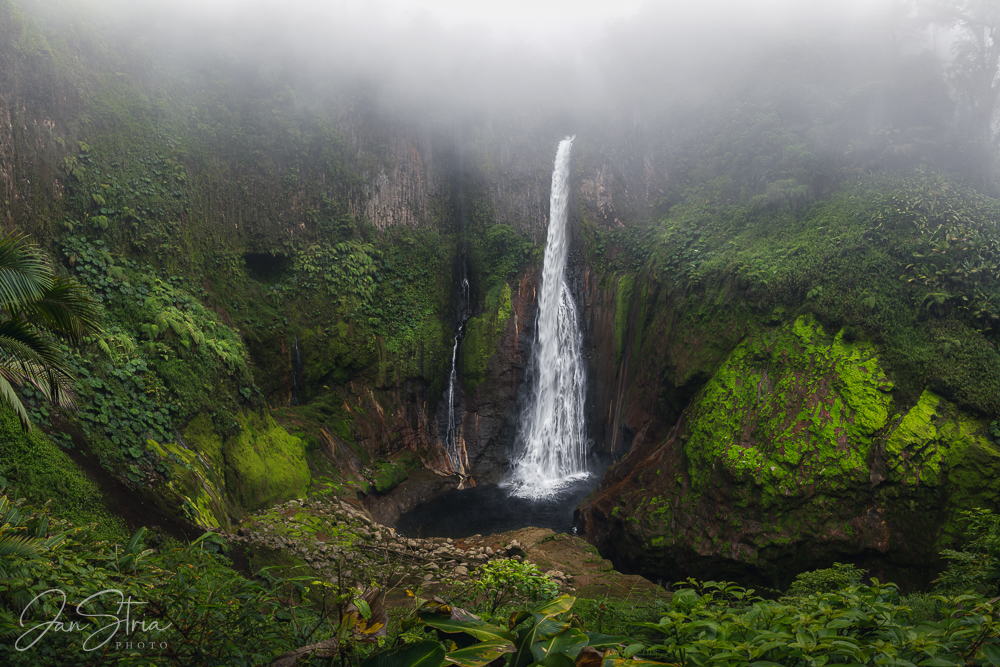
622, 644, 643, 658
584, 633, 632, 649
537, 653, 577, 667
360, 641, 446, 667
532, 628, 590, 663
981, 643, 1000, 666
532, 595, 576, 617
445, 639, 515, 667
509, 595, 577, 630
419, 616, 514, 643
535, 618, 572, 641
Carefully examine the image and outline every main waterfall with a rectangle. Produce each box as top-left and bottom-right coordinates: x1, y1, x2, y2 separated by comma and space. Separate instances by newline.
509, 137, 589, 499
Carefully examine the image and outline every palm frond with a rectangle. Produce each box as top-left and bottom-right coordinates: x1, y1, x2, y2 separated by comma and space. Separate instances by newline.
0, 233, 101, 430
0, 373, 32, 429
15, 275, 103, 343
0, 533, 44, 559
0, 319, 78, 377
0, 233, 51, 311
0, 495, 20, 525
0, 320, 79, 427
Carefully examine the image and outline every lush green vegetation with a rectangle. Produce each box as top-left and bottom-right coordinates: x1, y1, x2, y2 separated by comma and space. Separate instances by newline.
0, 232, 102, 429
631, 171, 1000, 416
3, 493, 999, 665
2, 0, 1000, 663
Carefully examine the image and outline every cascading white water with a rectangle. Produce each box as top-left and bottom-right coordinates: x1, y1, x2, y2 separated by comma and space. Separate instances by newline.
444, 270, 471, 472
509, 136, 589, 499
291, 335, 302, 406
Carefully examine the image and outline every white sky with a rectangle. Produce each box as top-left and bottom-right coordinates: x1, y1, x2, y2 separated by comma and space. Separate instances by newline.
370, 0, 646, 43
385, 0, 645, 26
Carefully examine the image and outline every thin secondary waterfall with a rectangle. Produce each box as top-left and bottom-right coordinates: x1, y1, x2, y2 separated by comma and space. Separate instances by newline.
510, 136, 589, 499
291, 335, 302, 406
444, 264, 471, 473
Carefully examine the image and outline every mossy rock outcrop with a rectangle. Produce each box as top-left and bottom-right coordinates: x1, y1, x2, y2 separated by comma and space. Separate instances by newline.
149, 411, 311, 528
578, 315, 1000, 588
461, 281, 513, 391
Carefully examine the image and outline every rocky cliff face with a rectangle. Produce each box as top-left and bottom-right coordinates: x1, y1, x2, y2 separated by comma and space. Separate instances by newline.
8, 0, 996, 587
576, 312, 1000, 588
357, 128, 674, 490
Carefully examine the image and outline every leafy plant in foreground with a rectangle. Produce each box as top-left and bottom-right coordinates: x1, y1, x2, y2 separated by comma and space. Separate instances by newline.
937, 507, 1000, 597
447, 558, 559, 619
376, 593, 642, 667
0, 232, 102, 429
638, 579, 1000, 666
0, 499, 327, 666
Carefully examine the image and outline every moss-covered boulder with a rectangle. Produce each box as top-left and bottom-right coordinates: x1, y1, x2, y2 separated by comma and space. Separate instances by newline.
883, 390, 1000, 517
148, 411, 311, 527
223, 413, 311, 510
578, 315, 1000, 588
684, 315, 894, 501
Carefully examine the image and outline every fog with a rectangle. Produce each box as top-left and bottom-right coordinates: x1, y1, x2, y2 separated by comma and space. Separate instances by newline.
18, 0, 996, 171
18, 0, 940, 118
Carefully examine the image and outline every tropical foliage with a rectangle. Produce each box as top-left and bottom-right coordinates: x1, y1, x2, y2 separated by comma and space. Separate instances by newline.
3, 494, 1000, 666
937, 507, 1000, 597
0, 232, 102, 429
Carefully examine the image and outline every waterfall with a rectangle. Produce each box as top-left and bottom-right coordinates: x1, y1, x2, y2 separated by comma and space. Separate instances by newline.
444, 264, 471, 472
509, 136, 588, 499
291, 335, 302, 406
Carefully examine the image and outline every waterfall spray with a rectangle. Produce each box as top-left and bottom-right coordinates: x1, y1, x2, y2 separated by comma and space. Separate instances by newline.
510, 136, 588, 499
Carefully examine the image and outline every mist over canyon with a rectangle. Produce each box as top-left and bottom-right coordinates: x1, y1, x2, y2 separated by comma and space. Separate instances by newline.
2, 0, 1000, 631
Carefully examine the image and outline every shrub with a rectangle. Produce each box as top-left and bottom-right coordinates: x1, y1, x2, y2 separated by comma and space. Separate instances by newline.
936, 508, 1000, 597
447, 558, 558, 619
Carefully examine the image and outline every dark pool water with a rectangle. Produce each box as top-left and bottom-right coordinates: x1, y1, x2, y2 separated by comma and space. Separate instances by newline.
394, 476, 599, 539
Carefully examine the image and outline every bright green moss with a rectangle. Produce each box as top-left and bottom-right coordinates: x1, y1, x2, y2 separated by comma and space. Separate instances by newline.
831, 331, 893, 436
461, 281, 513, 391
684, 315, 892, 504
371, 458, 415, 493
152, 412, 310, 523
146, 437, 228, 529
885, 390, 942, 486
181, 413, 225, 470
223, 413, 311, 510
885, 390, 1000, 499
613, 273, 635, 364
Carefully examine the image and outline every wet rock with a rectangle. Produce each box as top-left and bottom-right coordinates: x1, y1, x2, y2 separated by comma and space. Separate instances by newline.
362, 469, 463, 525
504, 541, 527, 558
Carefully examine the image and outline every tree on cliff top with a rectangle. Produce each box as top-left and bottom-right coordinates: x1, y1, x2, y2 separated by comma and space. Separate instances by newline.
0, 232, 101, 429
